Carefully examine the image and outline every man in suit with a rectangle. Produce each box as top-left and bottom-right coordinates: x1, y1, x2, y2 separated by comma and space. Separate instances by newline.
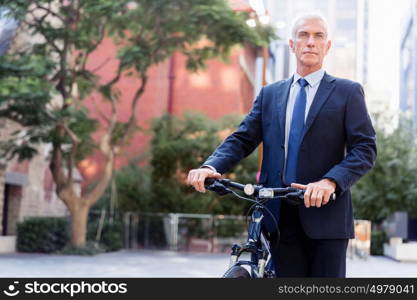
186, 13, 376, 277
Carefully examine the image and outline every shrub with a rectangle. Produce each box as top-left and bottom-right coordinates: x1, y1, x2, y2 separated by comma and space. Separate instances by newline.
87, 215, 124, 252
113, 165, 151, 212
17, 215, 123, 254
352, 117, 417, 225
17, 217, 69, 253
370, 228, 386, 256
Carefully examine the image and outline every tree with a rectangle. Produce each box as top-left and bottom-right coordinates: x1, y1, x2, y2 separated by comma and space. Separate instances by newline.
0, 0, 273, 247
352, 116, 417, 225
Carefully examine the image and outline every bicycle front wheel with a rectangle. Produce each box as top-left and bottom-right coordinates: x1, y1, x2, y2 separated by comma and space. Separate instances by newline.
222, 266, 251, 278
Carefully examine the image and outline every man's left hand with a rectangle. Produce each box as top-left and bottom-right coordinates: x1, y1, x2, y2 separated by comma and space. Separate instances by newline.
291, 179, 336, 208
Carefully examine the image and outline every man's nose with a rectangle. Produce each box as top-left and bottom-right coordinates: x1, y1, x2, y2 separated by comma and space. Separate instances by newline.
306, 36, 316, 46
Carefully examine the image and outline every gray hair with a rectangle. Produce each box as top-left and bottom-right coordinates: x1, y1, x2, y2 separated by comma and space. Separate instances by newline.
290, 12, 329, 40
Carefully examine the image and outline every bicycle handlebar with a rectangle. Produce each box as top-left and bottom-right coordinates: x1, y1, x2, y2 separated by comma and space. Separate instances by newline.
204, 178, 336, 203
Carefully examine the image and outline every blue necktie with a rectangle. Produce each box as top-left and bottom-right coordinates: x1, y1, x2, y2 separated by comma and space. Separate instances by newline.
284, 78, 309, 185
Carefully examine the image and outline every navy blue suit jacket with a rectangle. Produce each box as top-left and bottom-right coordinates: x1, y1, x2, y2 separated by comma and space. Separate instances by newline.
204, 73, 377, 239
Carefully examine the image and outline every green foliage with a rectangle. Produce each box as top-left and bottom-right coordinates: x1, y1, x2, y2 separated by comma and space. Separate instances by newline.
115, 165, 152, 212
0, 0, 272, 162
370, 228, 386, 256
92, 164, 152, 212
352, 117, 417, 225
16, 215, 122, 254
17, 217, 69, 253
0, 53, 98, 162
107, 0, 274, 72
87, 216, 124, 252
150, 112, 259, 215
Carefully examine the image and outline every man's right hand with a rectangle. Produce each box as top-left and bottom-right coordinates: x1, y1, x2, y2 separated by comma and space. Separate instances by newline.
186, 167, 222, 193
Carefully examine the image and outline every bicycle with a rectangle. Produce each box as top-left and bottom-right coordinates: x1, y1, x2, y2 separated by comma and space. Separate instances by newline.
204, 178, 335, 278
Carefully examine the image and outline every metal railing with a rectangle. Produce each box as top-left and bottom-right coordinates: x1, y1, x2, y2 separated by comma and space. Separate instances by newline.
123, 212, 247, 253
91, 210, 371, 259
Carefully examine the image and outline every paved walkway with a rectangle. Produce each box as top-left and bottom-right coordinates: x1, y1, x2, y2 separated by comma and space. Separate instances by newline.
0, 250, 416, 278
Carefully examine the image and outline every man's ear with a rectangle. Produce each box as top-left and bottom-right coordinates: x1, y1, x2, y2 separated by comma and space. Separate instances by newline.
325, 39, 332, 54
289, 39, 295, 53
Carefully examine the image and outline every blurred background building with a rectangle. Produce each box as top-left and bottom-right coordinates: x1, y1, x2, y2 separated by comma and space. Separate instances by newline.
263, 0, 415, 125
400, 0, 417, 123
266, 0, 362, 81
0, 7, 74, 253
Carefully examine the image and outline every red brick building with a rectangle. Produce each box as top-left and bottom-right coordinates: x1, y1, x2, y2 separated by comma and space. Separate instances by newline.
0, 0, 260, 253
79, 0, 260, 184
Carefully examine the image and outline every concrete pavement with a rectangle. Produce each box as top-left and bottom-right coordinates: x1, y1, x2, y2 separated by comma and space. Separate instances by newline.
0, 249, 416, 278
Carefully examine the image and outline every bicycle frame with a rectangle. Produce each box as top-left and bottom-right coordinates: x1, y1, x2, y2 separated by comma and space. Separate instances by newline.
227, 202, 276, 278
204, 178, 335, 278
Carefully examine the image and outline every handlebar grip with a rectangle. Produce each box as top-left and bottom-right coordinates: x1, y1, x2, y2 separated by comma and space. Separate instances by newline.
300, 190, 336, 201
302, 191, 337, 202
204, 178, 216, 186
204, 178, 231, 196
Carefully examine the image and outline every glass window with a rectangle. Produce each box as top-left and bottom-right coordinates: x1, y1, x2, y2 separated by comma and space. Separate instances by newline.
336, 0, 357, 10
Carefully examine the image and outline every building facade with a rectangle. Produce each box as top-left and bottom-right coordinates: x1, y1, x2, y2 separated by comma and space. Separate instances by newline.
265, 0, 364, 82
400, 0, 417, 123
79, 0, 261, 184
0, 8, 70, 253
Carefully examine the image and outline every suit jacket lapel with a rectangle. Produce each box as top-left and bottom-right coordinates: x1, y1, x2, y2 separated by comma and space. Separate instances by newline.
301, 72, 336, 141
276, 76, 293, 139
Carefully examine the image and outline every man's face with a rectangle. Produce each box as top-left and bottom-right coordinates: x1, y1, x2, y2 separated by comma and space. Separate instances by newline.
289, 19, 331, 69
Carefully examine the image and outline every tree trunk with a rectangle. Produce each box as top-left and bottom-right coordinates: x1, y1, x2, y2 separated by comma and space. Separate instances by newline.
70, 204, 90, 248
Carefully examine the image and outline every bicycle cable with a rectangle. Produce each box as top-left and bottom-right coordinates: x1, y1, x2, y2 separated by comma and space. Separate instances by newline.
230, 190, 258, 204
230, 190, 280, 233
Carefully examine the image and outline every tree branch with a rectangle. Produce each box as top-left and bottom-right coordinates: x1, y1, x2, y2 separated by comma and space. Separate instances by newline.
57, 122, 80, 185
27, 11, 62, 55
34, 3, 65, 23
114, 74, 147, 147
90, 56, 111, 73
91, 95, 111, 125
103, 64, 124, 88
83, 132, 115, 207
83, 68, 119, 206
49, 141, 68, 192
58, 22, 70, 102
49, 124, 83, 213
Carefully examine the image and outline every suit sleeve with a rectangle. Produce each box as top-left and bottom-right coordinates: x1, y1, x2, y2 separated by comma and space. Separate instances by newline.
323, 83, 377, 193
202, 88, 264, 174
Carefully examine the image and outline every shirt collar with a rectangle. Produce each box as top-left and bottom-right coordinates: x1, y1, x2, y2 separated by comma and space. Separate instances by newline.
292, 69, 325, 88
